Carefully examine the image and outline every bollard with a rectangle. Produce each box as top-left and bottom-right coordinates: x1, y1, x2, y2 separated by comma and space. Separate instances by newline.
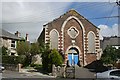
18, 63, 22, 72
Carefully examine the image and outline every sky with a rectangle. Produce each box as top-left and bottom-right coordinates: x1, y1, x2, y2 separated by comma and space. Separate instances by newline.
1, 0, 119, 42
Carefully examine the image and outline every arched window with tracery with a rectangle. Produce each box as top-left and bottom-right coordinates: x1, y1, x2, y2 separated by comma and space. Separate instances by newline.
87, 31, 96, 53
50, 29, 59, 49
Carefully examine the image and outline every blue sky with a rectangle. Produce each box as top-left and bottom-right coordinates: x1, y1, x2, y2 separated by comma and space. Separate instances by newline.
1, 2, 119, 42
67, 2, 118, 26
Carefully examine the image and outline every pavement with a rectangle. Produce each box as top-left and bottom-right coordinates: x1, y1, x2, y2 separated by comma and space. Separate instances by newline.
2, 66, 96, 79
2, 68, 56, 79
75, 65, 96, 78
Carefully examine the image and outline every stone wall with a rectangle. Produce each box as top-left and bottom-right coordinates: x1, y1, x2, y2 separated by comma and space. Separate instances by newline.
3, 64, 19, 71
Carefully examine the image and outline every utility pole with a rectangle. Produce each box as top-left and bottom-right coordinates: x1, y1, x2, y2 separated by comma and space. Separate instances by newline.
116, 0, 120, 37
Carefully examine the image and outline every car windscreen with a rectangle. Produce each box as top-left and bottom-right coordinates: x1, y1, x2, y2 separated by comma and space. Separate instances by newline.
110, 70, 120, 77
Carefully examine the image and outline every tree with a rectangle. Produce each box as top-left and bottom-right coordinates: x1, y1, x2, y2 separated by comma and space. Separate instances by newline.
16, 41, 31, 66
41, 42, 63, 72
49, 49, 63, 66
30, 42, 40, 56
1, 46, 8, 55
40, 42, 51, 72
101, 46, 118, 65
16, 41, 30, 55
48, 49, 63, 72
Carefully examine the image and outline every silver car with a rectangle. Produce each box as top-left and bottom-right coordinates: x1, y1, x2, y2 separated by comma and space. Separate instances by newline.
96, 69, 120, 80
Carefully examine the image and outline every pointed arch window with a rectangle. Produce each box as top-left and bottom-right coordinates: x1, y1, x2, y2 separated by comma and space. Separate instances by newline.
87, 32, 96, 53
50, 29, 59, 49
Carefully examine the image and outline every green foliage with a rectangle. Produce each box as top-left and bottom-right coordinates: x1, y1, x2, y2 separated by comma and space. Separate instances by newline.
16, 41, 30, 55
16, 41, 31, 66
2, 46, 8, 55
30, 64, 42, 70
30, 42, 40, 56
2, 55, 26, 65
48, 49, 63, 72
40, 43, 51, 72
40, 43, 63, 73
101, 46, 120, 65
49, 49, 63, 66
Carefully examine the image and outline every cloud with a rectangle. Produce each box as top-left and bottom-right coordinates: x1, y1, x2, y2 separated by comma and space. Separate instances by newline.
98, 24, 118, 40
2, 2, 71, 23
2, 2, 71, 42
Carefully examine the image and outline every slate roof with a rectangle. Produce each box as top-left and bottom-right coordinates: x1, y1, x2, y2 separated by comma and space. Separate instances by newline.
0, 29, 21, 40
103, 36, 120, 46
100, 36, 120, 50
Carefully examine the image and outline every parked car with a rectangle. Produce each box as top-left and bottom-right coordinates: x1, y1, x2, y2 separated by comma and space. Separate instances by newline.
96, 69, 120, 80
0, 64, 5, 73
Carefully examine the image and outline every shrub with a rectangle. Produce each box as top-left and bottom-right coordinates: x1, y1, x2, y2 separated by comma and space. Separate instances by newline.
1, 46, 8, 55
42, 49, 63, 73
2, 55, 26, 65
30, 63, 42, 72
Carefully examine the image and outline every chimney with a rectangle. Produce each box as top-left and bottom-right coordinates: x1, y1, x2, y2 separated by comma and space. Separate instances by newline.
15, 31, 20, 37
25, 33, 29, 41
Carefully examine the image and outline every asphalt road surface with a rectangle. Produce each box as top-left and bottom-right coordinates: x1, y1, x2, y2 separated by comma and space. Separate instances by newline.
2, 70, 55, 79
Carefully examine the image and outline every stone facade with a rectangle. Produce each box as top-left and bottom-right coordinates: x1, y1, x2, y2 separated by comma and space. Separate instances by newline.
0, 30, 22, 56
0, 37, 18, 56
38, 10, 102, 66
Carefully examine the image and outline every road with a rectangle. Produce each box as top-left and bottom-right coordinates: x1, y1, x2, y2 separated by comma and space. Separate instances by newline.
1, 67, 96, 80
2, 70, 55, 79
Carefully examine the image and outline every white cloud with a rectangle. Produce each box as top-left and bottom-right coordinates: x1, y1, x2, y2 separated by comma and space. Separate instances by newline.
2, 2, 71, 42
2, 2, 71, 23
98, 24, 118, 40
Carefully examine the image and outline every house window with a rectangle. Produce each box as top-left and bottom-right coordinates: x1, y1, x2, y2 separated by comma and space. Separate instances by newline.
50, 29, 59, 49
12, 40, 15, 43
11, 44, 15, 47
11, 53, 15, 55
11, 40, 16, 48
87, 32, 96, 53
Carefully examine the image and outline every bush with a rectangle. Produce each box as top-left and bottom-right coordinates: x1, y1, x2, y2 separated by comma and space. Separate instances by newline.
30, 63, 42, 72
2, 55, 26, 65
42, 49, 63, 73
1, 46, 8, 55
49, 49, 63, 66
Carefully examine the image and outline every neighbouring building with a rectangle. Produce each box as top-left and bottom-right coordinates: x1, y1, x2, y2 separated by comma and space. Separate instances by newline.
0, 29, 21, 56
38, 10, 102, 66
100, 36, 120, 50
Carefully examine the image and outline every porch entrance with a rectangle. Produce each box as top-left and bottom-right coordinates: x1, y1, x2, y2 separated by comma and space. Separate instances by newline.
68, 48, 79, 66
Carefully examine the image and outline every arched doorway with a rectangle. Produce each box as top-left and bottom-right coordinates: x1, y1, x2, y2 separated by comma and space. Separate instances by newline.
68, 47, 79, 66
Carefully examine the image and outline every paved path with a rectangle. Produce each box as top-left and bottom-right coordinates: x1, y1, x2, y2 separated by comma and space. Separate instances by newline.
75, 65, 96, 78
66, 65, 96, 79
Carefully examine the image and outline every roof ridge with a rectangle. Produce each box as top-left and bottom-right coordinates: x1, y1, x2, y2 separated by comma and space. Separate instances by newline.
0, 29, 21, 40
43, 9, 99, 29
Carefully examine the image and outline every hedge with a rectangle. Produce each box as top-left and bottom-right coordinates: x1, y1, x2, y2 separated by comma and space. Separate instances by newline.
2, 55, 26, 65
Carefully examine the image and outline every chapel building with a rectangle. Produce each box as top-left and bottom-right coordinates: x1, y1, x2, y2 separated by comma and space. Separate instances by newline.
38, 10, 102, 66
